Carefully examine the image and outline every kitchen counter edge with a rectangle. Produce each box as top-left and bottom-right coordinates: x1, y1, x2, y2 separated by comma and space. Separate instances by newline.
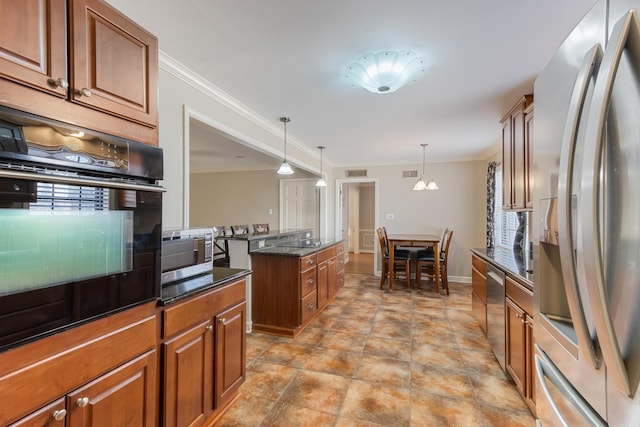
159, 267, 251, 305
470, 247, 533, 289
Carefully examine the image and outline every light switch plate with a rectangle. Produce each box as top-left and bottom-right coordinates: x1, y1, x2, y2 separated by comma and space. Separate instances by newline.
385, 213, 394, 220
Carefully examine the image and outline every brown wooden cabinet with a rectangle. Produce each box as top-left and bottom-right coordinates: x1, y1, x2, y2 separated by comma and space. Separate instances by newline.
505, 275, 535, 415
524, 103, 534, 210
501, 95, 533, 211
471, 254, 488, 335
160, 278, 246, 427
0, 0, 158, 145
215, 302, 246, 409
1, 302, 158, 426
251, 242, 343, 337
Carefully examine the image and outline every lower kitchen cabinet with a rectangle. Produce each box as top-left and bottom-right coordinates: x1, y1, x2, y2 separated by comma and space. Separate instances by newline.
1, 302, 158, 426
471, 254, 488, 335
160, 278, 246, 427
505, 275, 535, 415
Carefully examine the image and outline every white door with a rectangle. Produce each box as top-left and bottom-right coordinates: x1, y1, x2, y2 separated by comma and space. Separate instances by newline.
280, 179, 318, 235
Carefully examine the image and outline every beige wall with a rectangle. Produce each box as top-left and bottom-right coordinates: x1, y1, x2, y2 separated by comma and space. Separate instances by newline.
335, 160, 487, 280
190, 170, 279, 228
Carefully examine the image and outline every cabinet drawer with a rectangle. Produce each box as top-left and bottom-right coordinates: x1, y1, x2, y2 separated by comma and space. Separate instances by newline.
335, 241, 345, 254
317, 246, 336, 263
300, 254, 317, 272
162, 279, 246, 338
300, 268, 317, 297
506, 276, 533, 315
472, 267, 487, 301
472, 290, 487, 335
472, 254, 487, 275
300, 290, 318, 324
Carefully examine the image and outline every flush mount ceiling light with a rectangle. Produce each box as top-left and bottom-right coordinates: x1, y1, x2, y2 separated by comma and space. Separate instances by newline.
345, 50, 426, 94
413, 143, 439, 191
315, 146, 327, 187
277, 116, 294, 175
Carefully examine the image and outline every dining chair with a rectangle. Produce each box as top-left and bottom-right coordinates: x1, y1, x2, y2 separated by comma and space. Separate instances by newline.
252, 223, 269, 234
231, 224, 249, 235
212, 226, 230, 267
377, 227, 411, 289
416, 228, 454, 294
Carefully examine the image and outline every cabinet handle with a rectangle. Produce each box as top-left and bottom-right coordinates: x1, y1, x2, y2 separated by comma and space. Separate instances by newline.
76, 88, 92, 97
52, 409, 67, 421
307, 279, 314, 284
77, 397, 89, 408
47, 78, 69, 89
206, 325, 213, 332
307, 303, 314, 309
219, 318, 226, 324
515, 312, 523, 319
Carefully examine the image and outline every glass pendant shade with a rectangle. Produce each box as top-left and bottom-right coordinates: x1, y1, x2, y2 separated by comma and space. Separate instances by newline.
345, 50, 426, 94
315, 145, 327, 187
413, 143, 438, 191
277, 117, 294, 175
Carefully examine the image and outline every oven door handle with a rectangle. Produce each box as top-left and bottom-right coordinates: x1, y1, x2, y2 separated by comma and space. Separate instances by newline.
0, 169, 165, 192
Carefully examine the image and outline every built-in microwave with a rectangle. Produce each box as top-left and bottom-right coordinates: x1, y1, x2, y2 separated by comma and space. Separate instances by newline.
161, 228, 213, 285
0, 106, 163, 352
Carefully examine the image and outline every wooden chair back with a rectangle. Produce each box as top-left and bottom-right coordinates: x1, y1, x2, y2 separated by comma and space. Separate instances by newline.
252, 223, 269, 234
231, 224, 249, 235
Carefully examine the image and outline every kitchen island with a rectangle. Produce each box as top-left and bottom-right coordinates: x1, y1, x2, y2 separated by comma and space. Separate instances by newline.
250, 240, 345, 337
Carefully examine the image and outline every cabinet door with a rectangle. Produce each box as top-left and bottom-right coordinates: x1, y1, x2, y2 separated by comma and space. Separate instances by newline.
316, 261, 328, 308
215, 302, 246, 409
327, 258, 337, 298
505, 297, 526, 397
525, 315, 536, 410
163, 321, 213, 427
69, 0, 158, 127
501, 117, 513, 210
511, 106, 527, 210
66, 350, 157, 427
524, 106, 534, 210
9, 398, 67, 426
0, 0, 67, 97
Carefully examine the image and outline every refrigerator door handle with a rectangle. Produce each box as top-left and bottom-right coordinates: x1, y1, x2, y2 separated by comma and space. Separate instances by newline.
557, 43, 603, 369
581, 10, 639, 397
534, 346, 606, 427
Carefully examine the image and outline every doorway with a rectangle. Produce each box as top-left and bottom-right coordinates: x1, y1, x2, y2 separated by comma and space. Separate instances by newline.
335, 178, 378, 275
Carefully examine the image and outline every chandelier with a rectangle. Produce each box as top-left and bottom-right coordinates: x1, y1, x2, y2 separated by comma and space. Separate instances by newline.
413, 144, 439, 191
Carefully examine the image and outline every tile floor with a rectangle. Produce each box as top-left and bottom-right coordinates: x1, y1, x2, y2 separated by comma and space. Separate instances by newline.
214, 271, 536, 427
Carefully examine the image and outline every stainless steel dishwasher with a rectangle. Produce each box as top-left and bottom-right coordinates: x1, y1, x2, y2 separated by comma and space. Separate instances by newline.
486, 263, 506, 370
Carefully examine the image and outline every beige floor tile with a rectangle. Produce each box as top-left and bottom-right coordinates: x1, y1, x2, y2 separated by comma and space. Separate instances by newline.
340, 380, 410, 426
412, 341, 464, 370
301, 347, 361, 377
469, 373, 530, 412
353, 353, 411, 387
318, 330, 368, 352
261, 402, 337, 427
213, 394, 276, 427
257, 342, 316, 368
411, 363, 474, 399
279, 370, 350, 414
293, 326, 327, 346
411, 390, 483, 426
363, 335, 412, 362
369, 320, 412, 341
478, 402, 536, 427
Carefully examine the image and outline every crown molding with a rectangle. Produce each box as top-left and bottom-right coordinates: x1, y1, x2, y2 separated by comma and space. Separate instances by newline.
159, 50, 318, 161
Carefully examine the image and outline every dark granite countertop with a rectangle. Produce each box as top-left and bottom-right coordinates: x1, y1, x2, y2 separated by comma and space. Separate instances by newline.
159, 267, 251, 305
250, 239, 343, 257
217, 228, 313, 242
471, 247, 533, 288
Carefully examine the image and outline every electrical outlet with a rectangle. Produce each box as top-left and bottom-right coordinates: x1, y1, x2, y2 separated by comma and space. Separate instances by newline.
268, 208, 273, 215
385, 213, 394, 220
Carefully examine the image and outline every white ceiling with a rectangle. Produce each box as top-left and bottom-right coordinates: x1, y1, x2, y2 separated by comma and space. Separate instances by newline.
106, 0, 598, 172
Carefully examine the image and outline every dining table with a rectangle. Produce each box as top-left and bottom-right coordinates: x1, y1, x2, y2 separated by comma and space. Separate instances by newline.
386, 233, 441, 292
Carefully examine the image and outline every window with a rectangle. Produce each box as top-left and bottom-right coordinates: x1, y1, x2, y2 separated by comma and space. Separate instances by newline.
494, 165, 519, 249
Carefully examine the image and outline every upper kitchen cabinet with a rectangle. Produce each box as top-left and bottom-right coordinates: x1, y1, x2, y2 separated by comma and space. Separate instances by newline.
501, 95, 533, 211
0, 0, 159, 145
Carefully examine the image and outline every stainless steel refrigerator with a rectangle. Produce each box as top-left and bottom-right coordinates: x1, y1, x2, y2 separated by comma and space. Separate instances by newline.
534, 0, 640, 425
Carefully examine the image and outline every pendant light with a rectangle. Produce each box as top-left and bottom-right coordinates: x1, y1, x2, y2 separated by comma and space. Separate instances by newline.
413, 143, 439, 191
277, 116, 294, 175
315, 146, 327, 187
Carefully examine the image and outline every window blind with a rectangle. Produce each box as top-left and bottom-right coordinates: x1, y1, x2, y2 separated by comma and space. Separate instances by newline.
494, 166, 519, 249
30, 183, 109, 211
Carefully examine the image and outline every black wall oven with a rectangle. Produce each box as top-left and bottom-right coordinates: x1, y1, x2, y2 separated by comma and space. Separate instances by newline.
0, 107, 163, 352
